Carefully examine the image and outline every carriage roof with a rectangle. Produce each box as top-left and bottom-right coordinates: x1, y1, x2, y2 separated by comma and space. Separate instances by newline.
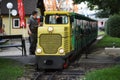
44, 11, 97, 22
70, 12, 97, 22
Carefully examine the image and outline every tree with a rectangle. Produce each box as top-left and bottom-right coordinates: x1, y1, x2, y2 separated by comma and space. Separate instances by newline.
74, 0, 120, 17
95, 10, 110, 18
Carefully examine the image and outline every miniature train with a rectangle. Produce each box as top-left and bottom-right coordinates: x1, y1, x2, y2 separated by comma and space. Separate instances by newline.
35, 11, 98, 69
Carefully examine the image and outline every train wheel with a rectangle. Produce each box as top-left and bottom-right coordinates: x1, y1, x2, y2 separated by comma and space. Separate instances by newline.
69, 56, 74, 62
35, 63, 42, 71
35, 63, 39, 70
63, 59, 69, 69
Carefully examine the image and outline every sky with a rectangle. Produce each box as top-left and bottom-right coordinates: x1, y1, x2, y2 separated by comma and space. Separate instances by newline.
43, 0, 97, 18
78, 2, 98, 18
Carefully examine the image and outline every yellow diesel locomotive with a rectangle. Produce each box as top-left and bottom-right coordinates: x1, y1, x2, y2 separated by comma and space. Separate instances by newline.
36, 11, 97, 69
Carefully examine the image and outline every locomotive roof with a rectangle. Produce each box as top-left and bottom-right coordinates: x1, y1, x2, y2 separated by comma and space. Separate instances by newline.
44, 11, 70, 15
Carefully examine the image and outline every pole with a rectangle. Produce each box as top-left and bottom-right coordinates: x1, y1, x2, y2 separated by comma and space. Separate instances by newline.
9, 9, 11, 35
22, 26, 26, 56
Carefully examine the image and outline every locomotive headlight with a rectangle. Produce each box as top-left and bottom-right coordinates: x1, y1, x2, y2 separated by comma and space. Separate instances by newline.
59, 48, 64, 54
48, 27, 54, 32
36, 48, 42, 53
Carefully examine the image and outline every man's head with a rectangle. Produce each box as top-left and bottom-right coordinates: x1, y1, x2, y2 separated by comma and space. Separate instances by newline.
32, 11, 38, 18
56, 16, 62, 24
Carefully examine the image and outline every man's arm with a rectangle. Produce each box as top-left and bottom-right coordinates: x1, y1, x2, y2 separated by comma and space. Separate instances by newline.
27, 18, 32, 35
27, 24, 32, 35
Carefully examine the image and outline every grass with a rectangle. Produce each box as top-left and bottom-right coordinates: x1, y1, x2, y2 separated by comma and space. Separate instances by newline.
0, 58, 24, 80
96, 35, 120, 48
85, 65, 120, 80
98, 31, 105, 36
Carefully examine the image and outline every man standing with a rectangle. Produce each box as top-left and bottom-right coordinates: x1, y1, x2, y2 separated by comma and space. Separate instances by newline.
27, 11, 38, 55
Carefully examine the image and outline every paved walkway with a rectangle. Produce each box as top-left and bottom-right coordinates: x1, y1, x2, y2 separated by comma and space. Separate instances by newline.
0, 41, 36, 64
0, 47, 119, 65
80, 49, 120, 64
0, 36, 120, 65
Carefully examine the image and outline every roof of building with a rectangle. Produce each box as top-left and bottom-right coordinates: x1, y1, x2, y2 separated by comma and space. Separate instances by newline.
1, 0, 37, 15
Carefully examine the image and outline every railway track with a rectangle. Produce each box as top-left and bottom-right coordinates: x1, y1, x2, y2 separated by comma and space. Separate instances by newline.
33, 70, 85, 80
18, 61, 118, 80
20, 59, 118, 80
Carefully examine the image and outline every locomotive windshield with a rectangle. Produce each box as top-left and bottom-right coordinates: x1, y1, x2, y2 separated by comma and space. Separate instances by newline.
45, 14, 68, 24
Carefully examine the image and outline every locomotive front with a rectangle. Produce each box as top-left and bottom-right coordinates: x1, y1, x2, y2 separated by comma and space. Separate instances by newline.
36, 11, 72, 69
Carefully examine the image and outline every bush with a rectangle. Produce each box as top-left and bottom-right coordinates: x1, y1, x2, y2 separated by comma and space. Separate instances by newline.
106, 14, 120, 38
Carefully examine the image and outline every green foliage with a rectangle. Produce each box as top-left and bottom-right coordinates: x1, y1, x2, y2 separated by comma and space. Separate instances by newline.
96, 35, 120, 48
85, 65, 120, 80
96, 10, 110, 18
0, 58, 24, 80
74, 0, 120, 17
106, 14, 120, 37
105, 21, 108, 35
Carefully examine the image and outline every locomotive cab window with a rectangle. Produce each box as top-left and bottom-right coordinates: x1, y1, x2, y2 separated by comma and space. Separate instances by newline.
45, 14, 68, 24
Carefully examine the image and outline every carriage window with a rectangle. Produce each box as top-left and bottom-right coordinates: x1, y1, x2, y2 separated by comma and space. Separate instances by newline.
45, 15, 68, 24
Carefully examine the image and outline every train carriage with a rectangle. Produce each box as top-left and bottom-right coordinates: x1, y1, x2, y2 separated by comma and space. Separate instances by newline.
36, 11, 98, 69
